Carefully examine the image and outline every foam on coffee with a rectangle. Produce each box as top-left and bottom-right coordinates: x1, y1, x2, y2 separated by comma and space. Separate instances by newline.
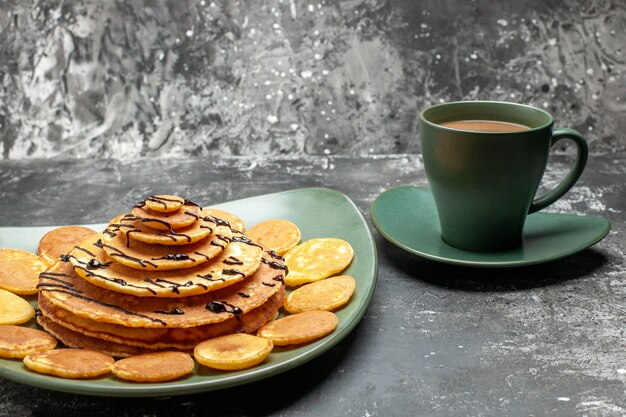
439, 120, 529, 132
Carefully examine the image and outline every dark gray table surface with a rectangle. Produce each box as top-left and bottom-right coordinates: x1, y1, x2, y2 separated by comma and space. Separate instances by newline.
0, 154, 624, 417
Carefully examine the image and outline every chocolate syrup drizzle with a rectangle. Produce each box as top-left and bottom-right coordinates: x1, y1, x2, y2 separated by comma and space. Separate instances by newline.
267, 250, 285, 262
223, 256, 243, 265
146, 195, 185, 209
231, 235, 263, 249
196, 273, 225, 283
151, 253, 193, 262
222, 269, 245, 277
216, 234, 231, 243
205, 301, 242, 320
202, 216, 231, 229
261, 258, 289, 274
73, 245, 96, 257
154, 308, 185, 315
122, 215, 192, 243
194, 251, 210, 261
183, 199, 201, 208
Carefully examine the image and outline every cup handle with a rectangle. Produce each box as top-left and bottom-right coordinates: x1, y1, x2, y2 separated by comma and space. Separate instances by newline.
528, 127, 588, 214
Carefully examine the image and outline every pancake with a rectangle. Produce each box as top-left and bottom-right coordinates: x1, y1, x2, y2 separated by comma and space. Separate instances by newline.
37, 316, 150, 358
111, 351, 194, 382
143, 195, 185, 213
100, 220, 232, 270
284, 275, 355, 313
131, 202, 201, 231
0, 288, 35, 325
203, 208, 245, 232
38, 288, 285, 349
23, 348, 115, 379
257, 310, 338, 346
116, 214, 219, 246
69, 234, 262, 297
0, 249, 48, 295
39, 250, 286, 328
246, 219, 301, 256
38, 226, 98, 264
0, 325, 57, 358
283, 238, 354, 286
194, 334, 273, 371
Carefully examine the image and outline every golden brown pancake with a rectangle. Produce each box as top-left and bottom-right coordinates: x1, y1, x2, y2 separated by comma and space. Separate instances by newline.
194, 334, 273, 371
38, 226, 99, 264
39, 250, 286, 328
116, 215, 219, 246
257, 310, 338, 346
143, 195, 185, 213
100, 221, 231, 271
0, 249, 49, 295
246, 219, 301, 256
111, 351, 194, 382
38, 288, 284, 349
23, 348, 114, 378
131, 203, 201, 231
284, 238, 354, 286
37, 316, 149, 358
0, 288, 35, 325
69, 234, 262, 297
0, 325, 57, 358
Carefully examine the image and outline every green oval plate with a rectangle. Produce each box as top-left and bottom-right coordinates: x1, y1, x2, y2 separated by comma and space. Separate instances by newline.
0, 187, 378, 397
371, 185, 611, 267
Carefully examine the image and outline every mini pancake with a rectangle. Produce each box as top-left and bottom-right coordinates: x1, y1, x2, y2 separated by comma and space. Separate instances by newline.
143, 195, 185, 213
0, 249, 49, 294
116, 214, 222, 246
283, 238, 354, 286
0, 288, 35, 325
38, 226, 98, 264
194, 334, 273, 371
111, 352, 194, 382
0, 325, 57, 358
131, 202, 201, 231
246, 220, 301, 256
39, 250, 286, 328
257, 310, 338, 346
99, 221, 232, 270
203, 208, 245, 232
69, 234, 262, 297
38, 288, 285, 350
284, 275, 355, 313
23, 348, 114, 379
37, 316, 150, 358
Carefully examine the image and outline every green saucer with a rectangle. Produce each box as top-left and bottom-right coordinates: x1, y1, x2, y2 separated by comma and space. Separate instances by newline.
371, 185, 611, 267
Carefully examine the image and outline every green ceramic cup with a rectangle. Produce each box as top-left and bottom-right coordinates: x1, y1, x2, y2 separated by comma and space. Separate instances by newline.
419, 101, 588, 252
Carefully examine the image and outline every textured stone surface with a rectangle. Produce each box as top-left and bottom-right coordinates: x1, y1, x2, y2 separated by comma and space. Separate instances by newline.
0, 0, 625, 159
0, 154, 624, 416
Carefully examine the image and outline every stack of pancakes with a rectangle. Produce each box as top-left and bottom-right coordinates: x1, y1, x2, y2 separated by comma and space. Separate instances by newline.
36, 196, 287, 357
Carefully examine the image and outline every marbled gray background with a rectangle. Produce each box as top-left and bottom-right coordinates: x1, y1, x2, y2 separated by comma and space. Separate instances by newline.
0, 0, 624, 160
